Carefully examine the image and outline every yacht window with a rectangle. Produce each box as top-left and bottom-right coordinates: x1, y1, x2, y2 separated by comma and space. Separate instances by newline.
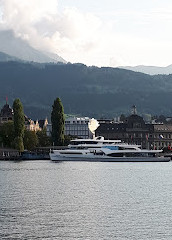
61, 152, 83, 155
108, 153, 124, 157
119, 147, 137, 150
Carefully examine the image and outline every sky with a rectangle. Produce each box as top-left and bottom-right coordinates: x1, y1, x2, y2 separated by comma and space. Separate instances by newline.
0, 0, 172, 67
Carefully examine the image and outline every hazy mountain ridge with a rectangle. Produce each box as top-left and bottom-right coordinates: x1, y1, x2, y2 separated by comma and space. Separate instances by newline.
119, 65, 172, 75
0, 30, 66, 64
1, 61, 172, 119
0, 52, 21, 62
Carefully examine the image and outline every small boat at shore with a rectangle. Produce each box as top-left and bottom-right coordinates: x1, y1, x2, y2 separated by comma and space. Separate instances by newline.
20, 151, 50, 160
50, 136, 170, 162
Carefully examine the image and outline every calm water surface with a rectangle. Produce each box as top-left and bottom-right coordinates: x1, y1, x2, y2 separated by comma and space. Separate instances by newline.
1, 160, 172, 239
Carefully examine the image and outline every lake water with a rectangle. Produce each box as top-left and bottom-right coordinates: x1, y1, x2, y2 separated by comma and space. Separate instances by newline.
1, 160, 172, 239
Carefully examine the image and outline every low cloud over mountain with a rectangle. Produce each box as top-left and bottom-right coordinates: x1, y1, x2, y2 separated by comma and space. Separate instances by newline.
0, 30, 66, 63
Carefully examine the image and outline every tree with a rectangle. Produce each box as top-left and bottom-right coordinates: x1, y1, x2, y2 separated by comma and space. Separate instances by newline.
13, 98, 25, 151
0, 121, 15, 147
37, 128, 51, 147
64, 135, 74, 146
51, 97, 65, 146
23, 130, 38, 150
14, 136, 24, 152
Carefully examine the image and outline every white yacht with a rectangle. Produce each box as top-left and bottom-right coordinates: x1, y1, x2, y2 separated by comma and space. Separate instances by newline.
50, 136, 170, 162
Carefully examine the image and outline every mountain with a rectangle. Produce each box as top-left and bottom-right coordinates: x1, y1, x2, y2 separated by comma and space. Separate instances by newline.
1, 61, 172, 120
0, 51, 21, 62
43, 51, 67, 64
0, 30, 66, 63
119, 65, 172, 75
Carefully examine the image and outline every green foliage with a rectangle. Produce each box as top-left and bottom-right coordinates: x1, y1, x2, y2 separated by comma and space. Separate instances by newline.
14, 136, 24, 152
37, 128, 51, 147
13, 98, 25, 151
51, 98, 65, 146
2, 61, 172, 118
23, 130, 38, 150
13, 98, 25, 137
64, 135, 75, 146
0, 121, 15, 147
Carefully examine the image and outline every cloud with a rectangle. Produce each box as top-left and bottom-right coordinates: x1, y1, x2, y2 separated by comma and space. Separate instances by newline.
0, 0, 172, 67
0, 0, 103, 64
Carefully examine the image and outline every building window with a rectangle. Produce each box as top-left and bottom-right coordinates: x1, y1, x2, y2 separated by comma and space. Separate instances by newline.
133, 123, 141, 128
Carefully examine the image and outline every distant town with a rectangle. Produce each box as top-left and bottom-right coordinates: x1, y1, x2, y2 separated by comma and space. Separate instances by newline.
1, 99, 172, 160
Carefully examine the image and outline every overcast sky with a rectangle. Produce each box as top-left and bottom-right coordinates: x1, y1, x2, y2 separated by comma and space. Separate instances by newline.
0, 0, 172, 67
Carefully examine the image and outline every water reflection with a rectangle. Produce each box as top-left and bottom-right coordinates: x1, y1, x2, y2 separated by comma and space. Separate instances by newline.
0, 161, 172, 239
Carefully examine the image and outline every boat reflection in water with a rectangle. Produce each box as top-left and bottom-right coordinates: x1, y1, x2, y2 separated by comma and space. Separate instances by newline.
50, 136, 170, 162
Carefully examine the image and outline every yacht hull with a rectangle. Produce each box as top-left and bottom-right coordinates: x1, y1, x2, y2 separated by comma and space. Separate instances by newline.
50, 154, 170, 162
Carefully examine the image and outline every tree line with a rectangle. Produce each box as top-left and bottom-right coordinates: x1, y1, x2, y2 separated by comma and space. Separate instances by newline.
2, 61, 172, 119
0, 97, 66, 151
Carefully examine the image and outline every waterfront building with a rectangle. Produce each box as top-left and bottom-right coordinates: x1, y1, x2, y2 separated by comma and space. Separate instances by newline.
46, 123, 52, 137
0, 102, 47, 132
0, 103, 13, 125
38, 118, 48, 130
96, 114, 153, 149
96, 107, 172, 150
153, 124, 172, 150
47, 117, 99, 139
24, 116, 40, 131
25, 117, 48, 131
65, 117, 99, 139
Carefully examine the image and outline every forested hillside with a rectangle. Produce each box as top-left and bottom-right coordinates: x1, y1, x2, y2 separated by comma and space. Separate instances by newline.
0, 61, 172, 119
